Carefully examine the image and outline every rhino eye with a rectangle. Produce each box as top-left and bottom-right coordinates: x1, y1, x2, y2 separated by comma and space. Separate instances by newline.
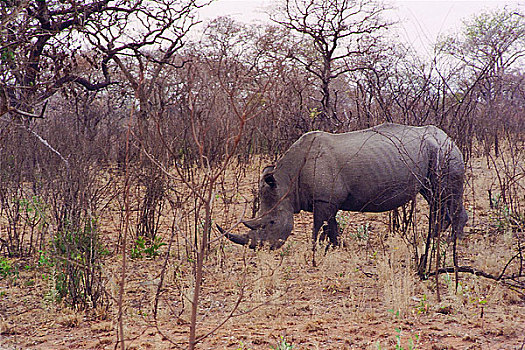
270, 220, 275, 225
264, 173, 277, 188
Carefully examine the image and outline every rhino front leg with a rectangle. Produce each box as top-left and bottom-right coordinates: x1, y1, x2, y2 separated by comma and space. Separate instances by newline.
325, 216, 339, 247
313, 201, 339, 247
311, 201, 340, 266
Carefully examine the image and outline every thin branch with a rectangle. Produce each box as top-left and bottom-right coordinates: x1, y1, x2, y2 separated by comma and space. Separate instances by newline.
0, 117, 70, 168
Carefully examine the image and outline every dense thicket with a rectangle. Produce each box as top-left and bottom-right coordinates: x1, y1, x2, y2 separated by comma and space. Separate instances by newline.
0, 1, 524, 344
2, 2, 524, 166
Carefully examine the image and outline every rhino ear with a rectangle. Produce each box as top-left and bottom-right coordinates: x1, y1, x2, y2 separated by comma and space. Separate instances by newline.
262, 165, 276, 188
262, 165, 275, 176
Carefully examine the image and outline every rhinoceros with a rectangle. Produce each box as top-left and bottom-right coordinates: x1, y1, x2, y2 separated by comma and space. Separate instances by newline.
220, 123, 468, 252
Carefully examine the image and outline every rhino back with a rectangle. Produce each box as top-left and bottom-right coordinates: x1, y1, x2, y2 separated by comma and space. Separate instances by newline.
277, 124, 438, 212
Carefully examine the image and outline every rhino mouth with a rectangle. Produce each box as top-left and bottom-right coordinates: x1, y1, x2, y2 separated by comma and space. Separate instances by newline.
217, 224, 285, 250
269, 239, 285, 250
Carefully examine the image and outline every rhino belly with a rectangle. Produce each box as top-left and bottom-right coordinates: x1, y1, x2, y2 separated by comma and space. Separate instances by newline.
340, 182, 418, 213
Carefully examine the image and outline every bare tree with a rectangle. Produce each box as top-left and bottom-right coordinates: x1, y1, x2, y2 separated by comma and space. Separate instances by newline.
197, 17, 316, 156
0, 0, 205, 120
271, 0, 391, 129
439, 7, 525, 156
1, 1, 114, 119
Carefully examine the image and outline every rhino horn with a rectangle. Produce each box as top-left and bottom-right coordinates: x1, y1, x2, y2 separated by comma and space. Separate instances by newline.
225, 232, 251, 246
217, 224, 251, 246
242, 218, 262, 230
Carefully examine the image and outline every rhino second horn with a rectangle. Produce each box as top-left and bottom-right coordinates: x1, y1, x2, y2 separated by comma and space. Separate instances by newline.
242, 218, 262, 230
217, 224, 250, 246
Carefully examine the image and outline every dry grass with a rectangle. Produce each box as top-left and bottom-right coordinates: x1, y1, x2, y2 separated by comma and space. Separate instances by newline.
0, 149, 524, 349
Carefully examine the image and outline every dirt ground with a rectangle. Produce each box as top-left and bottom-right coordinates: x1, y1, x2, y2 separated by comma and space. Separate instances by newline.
1, 155, 524, 350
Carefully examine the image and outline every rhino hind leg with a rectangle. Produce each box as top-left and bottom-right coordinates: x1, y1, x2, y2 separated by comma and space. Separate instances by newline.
435, 201, 452, 235
425, 191, 467, 241
450, 195, 468, 240
439, 178, 468, 241
419, 183, 460, 239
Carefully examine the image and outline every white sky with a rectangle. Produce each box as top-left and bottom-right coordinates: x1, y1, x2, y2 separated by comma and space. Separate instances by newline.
197, 0, 524, 57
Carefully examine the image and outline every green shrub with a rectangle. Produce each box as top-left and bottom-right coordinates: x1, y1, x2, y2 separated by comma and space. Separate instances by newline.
52, 217, 106, 309
131, 236, 166, 259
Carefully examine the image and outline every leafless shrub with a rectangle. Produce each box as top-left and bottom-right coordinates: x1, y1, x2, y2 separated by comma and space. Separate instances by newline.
0, 121, 55, 257
39, 102, 116, 310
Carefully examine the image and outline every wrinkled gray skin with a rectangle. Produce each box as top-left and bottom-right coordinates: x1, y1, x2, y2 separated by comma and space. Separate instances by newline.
224, 123, 468, 251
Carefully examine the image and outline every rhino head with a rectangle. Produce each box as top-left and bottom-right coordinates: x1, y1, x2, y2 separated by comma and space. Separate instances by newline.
221, 166, 294, 250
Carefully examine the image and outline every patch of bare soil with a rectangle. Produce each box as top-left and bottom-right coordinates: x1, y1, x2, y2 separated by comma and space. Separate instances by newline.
1, 156, 524, 350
